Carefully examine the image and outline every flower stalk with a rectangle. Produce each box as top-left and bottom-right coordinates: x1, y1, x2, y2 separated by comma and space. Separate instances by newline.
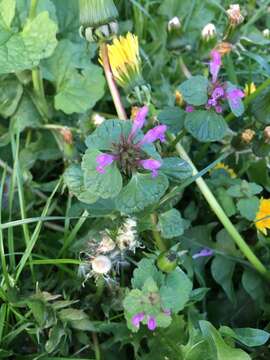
172, 136, 270, 279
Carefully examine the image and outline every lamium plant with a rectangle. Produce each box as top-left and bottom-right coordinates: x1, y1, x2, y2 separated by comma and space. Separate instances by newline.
1, 0, 270, 359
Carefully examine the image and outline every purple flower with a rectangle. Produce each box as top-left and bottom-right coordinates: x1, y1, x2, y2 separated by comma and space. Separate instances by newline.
139, 125, 167, 145
147, 316, 157, 331
215, 105, 223, 113
209, 50, 221, 83
96, 153, 117, 174
192, 248, 214, 259
132, 312, 145, 328
139, 159, 162, 178
226, 88, 245, 107
212, 86, 225, 99
186, 105, 194, 113
129, 105, 148, 140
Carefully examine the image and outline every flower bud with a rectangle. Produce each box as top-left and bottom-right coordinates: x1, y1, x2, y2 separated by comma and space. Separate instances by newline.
91, 255, 112, 274
201, 23, 216, 41
264, 126, 270, 142
175, 90, 184, 106
214, 42, 233, 56
168, 17, 181, 32
263, 29, 270, 39
79, 0, 118, 42
226, 4, 244, 26
92, 113, 105, 126
241, 129, 255, 144
60, 127, 73, 145
157, 251, 178, 273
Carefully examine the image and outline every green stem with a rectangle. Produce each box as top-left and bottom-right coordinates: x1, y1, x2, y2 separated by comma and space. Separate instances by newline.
174, 138, 270, 279
226, 77, 270, 122
100, 43, 127, 120
151, 214, 167, 252
29, 0, 38, 19
92, 333, 101, 360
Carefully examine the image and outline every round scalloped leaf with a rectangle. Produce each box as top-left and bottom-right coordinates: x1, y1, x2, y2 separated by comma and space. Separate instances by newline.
178, 76, 209, 106
82, 149, 122, 199
115, 172, 169, 214
185, 110, 228, 142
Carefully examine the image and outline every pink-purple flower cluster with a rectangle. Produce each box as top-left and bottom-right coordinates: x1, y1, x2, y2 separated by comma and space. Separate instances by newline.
96, 106, 167, 177
206, 50, 245, 114
185, 50, 244, 114
131, 309, 171, 331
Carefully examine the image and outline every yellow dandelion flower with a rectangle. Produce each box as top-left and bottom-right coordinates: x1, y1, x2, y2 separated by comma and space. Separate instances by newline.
214, 163, 237, 179
244, 82, 256, 96
255, 199, 270, 235
103, 32, 144, 90
175, 90, 184, 106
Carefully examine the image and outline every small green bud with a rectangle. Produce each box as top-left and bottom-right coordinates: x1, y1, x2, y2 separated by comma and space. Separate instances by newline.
157, 251, 178, 273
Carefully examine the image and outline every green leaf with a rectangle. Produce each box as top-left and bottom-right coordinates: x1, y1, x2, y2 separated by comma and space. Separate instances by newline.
237, 197, 260, 221
158, 209, 185, 239
161, 157, 192, 181
178, 76, 208, 106
211, 255, 235, 302
185, 110, 228, 142
10, 94, 42, 133
85, 119, 131, 150
132, 259, 164, 289
0, 78, 23, 117
45, 324, 66, 353
251, 87, 270, 124
55, 66, 105, 114
157, 106, 185, 134
200, 321, 251, 360
220, 326, 270, 348
0, 11, 57, 74
82, 149, 122, 200
63, 164, 99, 204
227, 181, 263, 198
0, 0, 15, 28
160, 268, 192, 313
216, 187, 236, 217
115, 172, 169, 214
58, 308, 96, 331
242, 269, 265, 303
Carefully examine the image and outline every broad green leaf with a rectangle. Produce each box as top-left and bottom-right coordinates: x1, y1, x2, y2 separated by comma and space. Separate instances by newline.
185, 110, 228, 142
82, 149, 122, 200
158, 209, 185, 239
160, 268, 192, 313
132, 259, 164, 289
115, 172, 169, 214
220, 326, 270, 347
200, 321, 251, 360
0, 78, 23, 117
58, 308, 96, 331
45, 324, 65, 353
242, 269, 265, 303
85, 119, 131, 150
10, 94, 42, 133
211, 255, 235, 302
237, 197, 260, 221
0, 0, 15, 28
227, 181, 263, 198
178, 76, 208, 106
157, 106, 185, 134
55, 66, 105, 114
161, 157, 192, 181
0, 11, 57, 74
63, 163, 99, 204
16, 0, 58, 25
216, 187, 236, 217
251, 87, 270, 124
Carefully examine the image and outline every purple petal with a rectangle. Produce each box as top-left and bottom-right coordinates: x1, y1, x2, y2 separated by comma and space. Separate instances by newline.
96, 153, 116, 174
186, 105, 194, 113
192, 248, 214, 259
132, 312, 145, 328
147, 316, 157, 331
139, 125, 167, 145
212, 86, 225, 99
215, 105, 223, 113
139, 159, 162, 177
226, 88, 245, 106
129, 105, 148, 140
209, 50, 222, 83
